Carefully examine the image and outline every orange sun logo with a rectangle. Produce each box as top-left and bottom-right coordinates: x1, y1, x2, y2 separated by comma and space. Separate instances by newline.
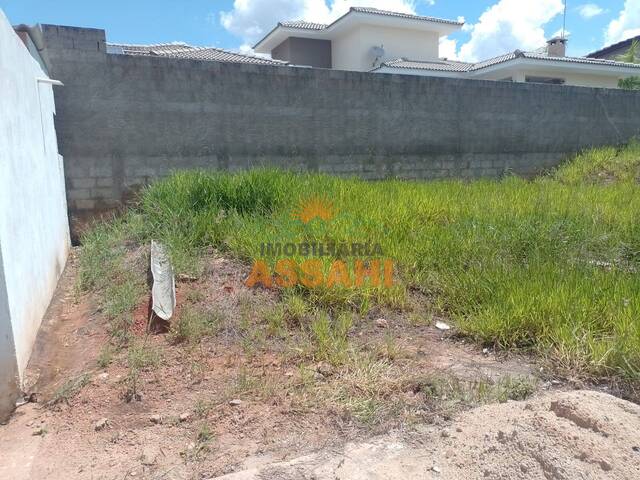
291, 197, 335, 223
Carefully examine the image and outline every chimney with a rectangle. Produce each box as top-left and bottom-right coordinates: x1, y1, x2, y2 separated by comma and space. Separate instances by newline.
546, 37, 567, 57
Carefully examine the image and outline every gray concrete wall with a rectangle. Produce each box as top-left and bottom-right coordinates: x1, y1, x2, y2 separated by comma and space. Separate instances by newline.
272, 37, 332, 68
0, 12, 70, 420
40, 25, 640, 224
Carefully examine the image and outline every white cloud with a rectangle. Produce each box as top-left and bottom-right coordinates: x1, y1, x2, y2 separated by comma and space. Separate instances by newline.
605, 0, 640, 45
577, 4, 605, 19
551, 28, 570, 38
457, 0, 564, 62
220, 0, 419, 46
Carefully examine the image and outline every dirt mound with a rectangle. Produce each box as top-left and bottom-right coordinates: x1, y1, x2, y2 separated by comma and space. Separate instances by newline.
217, 390, 640, 480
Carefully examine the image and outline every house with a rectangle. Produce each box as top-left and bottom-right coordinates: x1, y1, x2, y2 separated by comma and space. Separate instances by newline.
106, 42, 286, 66
254, 7, 640, 88
253, 6, 462, 71
587, 35, 640, 60
374, 37, 640, 88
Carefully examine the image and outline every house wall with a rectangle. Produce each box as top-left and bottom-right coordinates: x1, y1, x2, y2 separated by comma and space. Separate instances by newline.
475, 67, 623, 89
0, 12, 70, 420
378, 65, 627, 89
271, 37, 331, 68
40, 24, 640, 234
332, 24, 440, 71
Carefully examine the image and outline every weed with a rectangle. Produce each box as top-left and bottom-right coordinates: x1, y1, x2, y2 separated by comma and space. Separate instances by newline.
128, 340, 161, 370
197, 424, 214, 443
264, 305, 286, 338
284, 293, 308, 326
228, 367, 277, 401
48, 373, 91, 406
97, 345, 114, 368
330, 352, 401, 425
169, 307, 225, 345
185, 288, 205, 304
378, 333, 404, 361
309, 311, 353, 365
123, 340, 161, 402
408, 312, 433, 327
418, 374, 538, 418
194, 399, 214, 419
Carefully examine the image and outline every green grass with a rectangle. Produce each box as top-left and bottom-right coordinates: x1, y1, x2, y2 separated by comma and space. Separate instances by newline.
78, 143, 640, 383
417, 374, 538, 417
168, 306, 225, 345
554, 140, 640, 185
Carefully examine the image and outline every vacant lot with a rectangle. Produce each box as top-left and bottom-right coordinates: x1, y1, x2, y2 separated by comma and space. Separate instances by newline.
83, 142, 640, 385
4, 143, 639, 479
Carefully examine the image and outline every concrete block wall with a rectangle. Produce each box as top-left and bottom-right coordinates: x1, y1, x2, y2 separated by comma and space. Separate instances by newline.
0, 12, 70, 420
40, 24, 640, 227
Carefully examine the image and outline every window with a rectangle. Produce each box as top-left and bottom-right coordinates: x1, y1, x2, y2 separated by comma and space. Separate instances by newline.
525, 76, 565, 85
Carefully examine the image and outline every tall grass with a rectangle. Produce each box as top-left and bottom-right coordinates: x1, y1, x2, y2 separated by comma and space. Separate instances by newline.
79, 144, 640, 382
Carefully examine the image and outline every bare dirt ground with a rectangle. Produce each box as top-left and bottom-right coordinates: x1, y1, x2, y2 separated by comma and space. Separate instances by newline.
1, 250, 639, 480
218, 390, 640, 480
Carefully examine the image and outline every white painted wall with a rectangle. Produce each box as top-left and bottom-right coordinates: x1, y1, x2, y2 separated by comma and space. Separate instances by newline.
332, 24, 440, 71
474, 68, 622, 88
0, 9, 70, 419
378, 62, 630, 89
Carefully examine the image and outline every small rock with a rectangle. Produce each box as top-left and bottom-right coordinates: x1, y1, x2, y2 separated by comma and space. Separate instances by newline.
284, 371, 294, 377
97, 373, 109, 382
432, 465, 441, 473
435, 321, 450, 331
316, 362, 333, 377
375, 318, 389, 328
229, 399, 242, 407
599, 460, 612, 472
141, 446, 159, 466
95, 418, 109, 431
149, 414, 162, 424
313, 371, 326, 381
178, 412, 191, 422
32, 427, 46, 436
440, 430, 450, 438
482, 348, 489, 355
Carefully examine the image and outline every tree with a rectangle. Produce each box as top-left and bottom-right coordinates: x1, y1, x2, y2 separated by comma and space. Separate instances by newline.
617, 39, 638, 63
617, 39, 640, 90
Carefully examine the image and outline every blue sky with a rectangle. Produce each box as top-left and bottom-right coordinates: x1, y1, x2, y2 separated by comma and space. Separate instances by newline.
2, 1, 639, 60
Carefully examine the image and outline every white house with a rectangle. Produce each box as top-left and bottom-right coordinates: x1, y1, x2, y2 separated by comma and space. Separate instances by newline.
254, 6, 462, 71
254, 7, 640, 88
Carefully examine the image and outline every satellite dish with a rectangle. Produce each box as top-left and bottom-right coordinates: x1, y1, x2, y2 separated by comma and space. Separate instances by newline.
372, 45, 385, 58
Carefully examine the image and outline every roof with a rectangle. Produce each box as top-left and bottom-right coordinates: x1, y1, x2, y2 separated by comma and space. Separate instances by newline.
377, 50, 640, 73
348, 6, 463, 26
587, 35, 640, 59
279, 21, 328, 31
255, 6, 463, 52
106, 42, 286, 66
381, 58, 472, 72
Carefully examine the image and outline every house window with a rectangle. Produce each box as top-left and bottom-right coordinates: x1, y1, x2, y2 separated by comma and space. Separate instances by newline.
525, 76, 565, 84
